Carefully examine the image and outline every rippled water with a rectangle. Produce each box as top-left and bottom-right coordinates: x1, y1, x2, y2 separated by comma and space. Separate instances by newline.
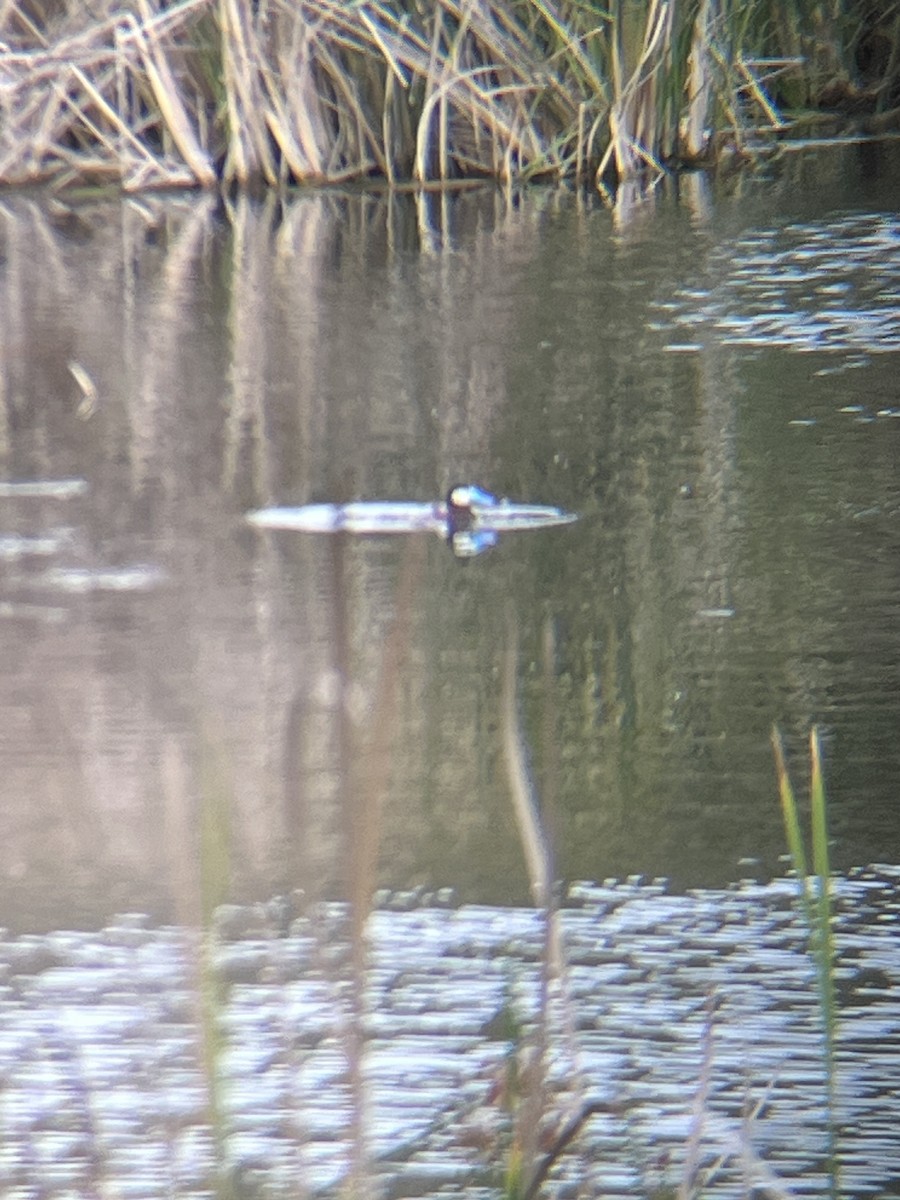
0, 144, 898, 927
2, 871, 899, 1198
661, 212, 900, 361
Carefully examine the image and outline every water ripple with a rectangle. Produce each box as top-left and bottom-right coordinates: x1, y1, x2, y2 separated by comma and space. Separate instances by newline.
660, 214, 900, 361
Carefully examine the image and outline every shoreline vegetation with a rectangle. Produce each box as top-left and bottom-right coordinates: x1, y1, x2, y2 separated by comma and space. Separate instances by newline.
2, 1, 900, 195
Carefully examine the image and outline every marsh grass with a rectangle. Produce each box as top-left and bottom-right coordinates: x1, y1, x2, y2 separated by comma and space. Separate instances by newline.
497, 630, 839, 1198
499, 607, 609, 1199
0, 0, 882, 191
69, 606, 849, 1200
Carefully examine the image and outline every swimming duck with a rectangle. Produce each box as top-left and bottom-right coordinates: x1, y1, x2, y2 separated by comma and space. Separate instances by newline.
247, 485, 575, 559
445, 485, 500, 556
446, 484, 498, 531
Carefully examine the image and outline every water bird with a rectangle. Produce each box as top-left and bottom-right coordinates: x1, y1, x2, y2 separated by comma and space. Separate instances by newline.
247, 484, 577, 558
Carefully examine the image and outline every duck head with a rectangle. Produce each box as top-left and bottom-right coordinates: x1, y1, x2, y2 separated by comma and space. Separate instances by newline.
446, 484, 497, 532
445, 485, 500, 557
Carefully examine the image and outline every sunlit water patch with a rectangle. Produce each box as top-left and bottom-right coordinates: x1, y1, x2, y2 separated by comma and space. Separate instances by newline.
0, 476, 166, 612
35, 563, 167, 594
0, 479, 88, 499
0, 873, 898, 1198
656, 213, 900, 364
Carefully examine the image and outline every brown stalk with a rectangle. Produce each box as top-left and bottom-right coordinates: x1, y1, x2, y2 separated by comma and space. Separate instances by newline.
501, 609, 595, 1196
502, 613, 552, 910
24, 80, 70, 176
522, 0, 608, 100
357, 6, 410, 89
678, 990, 719, 1200
317, 39, 389, 178
737, 56, 785, 128
607, 0, 673, 181
54, 83, 163, 187
684, 0, 715, 159
131, 1, 216, 186
1, 1, 48, 46
274, 18, 330, 178
417, 0, 448, 181
68, 64, 162, 169
218, 0, 278, 186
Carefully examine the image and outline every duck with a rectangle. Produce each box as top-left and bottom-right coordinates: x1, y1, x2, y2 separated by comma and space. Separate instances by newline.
445, 485, 499, 557
445, 484, 498, 533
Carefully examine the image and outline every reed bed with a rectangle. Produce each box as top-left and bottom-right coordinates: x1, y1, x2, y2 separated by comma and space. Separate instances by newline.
0, 0, 887, 192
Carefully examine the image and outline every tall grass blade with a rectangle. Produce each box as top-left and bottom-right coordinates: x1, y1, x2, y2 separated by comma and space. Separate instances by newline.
810, 727, 830, 884
502, 609, 552, 910
771, 723, 839, 1200
771, 726, 810, 883
808, 727, 838, 1194
134, 0, 216, 185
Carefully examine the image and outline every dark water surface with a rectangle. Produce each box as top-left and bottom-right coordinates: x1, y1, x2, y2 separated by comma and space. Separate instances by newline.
1, 144, 899, 929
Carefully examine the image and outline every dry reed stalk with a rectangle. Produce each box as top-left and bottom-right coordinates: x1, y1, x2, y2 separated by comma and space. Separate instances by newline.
0, 0, 213, 188
317, 39, 387, 179
67, 63, 162, 171
501, 610, 601, 1196
736, 56, 785, 128
500, 614, 551, 1193
132, 0, 216, 185
522, 0, 607, 105
421, 1, 449, 181
685, 0, 715, 160
1, 0, 608, 187
703, 36, 746, 150
271, 15, 331, 180
501, 618, 552, 911
5, 0, 836, 190
677, 991, 718, 1200
1, 1, 47, 46
218, 0, 277, 185
606, 0, 672, 182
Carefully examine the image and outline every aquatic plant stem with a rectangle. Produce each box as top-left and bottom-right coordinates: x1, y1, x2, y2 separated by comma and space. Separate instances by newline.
502, 611, 552, 911
771, 724, 839, 1200
678, 990, 719, 1200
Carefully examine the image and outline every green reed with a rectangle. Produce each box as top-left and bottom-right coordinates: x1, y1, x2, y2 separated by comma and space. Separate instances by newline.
771, 725, 839, 1197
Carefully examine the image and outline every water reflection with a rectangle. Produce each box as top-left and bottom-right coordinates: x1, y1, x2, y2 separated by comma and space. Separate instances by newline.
0, 149, 898, 930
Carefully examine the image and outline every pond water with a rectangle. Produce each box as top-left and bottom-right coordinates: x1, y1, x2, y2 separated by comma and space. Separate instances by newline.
1, 143, 899, 930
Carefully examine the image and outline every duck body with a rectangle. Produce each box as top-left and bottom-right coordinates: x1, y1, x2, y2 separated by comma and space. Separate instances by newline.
247, 485, 576, 556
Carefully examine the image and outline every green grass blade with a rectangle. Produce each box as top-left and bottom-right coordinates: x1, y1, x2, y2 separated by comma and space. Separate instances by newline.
771, 726, 809, 881
773, 723, 839, 1199
809, 726, 837, 1066
809, 727, 834, 1005
810, 726, 830, 882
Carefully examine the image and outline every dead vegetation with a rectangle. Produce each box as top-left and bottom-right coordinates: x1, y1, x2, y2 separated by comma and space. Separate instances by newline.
0, 0, 892, 192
